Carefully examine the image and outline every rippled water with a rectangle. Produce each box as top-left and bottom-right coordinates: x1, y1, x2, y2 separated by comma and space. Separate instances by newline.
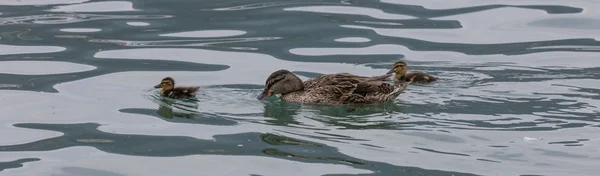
0, 0, 599, 175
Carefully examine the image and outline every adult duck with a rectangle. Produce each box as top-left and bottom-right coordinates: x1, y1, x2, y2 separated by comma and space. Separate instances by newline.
257, 70, 411, 105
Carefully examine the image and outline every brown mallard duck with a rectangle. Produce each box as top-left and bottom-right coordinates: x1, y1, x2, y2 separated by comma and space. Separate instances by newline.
387, 61, 436, 84
153, 77, 199, 99
257, 70, 411, 105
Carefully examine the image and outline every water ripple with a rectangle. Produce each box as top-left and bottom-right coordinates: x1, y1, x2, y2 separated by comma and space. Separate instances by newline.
207, 1, 339, 11
88, 36, 282, 49
0, 14, 171, 26
0, 158, 40, 172
48, 1, 137, 12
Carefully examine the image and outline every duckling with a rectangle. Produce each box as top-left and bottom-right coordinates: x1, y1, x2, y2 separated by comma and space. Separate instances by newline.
386, 61, 436, 84
257, 70, 411, 105
153, 77, 199, 99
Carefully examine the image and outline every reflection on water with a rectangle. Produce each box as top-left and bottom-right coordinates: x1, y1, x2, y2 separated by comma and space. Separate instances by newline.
0, 0, 599, 175
0, 158, 40, 172
0, 123, 478, 176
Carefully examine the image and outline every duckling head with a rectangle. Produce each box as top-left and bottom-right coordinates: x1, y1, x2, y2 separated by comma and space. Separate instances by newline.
154, 77, 175, 93
257, 69, 305, 100
386, 61, 408, 77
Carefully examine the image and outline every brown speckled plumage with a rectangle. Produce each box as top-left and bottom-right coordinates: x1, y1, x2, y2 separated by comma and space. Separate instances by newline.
387, 61, 436, 84
258, 70, 411, 105
154, 77, 199, 99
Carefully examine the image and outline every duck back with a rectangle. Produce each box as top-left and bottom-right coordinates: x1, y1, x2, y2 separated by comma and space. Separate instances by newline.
280, 73, 408, 105
162, 86, 199, 99
403, 72, 436, 83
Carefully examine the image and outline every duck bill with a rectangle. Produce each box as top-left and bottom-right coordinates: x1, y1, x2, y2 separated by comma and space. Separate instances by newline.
386, 68, 395, 74
153, 83, 161, 88
257, 90, 271, 100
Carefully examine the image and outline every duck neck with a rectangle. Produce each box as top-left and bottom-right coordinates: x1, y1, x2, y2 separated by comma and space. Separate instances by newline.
394, 73, 406, 81
280, 89, 306, 101
280, 74, 305, 95
160, 88, 173, 95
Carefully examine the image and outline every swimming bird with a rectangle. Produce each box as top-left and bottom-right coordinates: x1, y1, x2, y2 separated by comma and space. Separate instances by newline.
154, 77, 199, 99
387, 61, 436, 84
257, 70, 411, 105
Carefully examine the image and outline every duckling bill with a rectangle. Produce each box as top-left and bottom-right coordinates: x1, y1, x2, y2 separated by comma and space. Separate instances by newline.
387, 61, 436, 84
154, 77, 199, 99
257, 69, 411, 105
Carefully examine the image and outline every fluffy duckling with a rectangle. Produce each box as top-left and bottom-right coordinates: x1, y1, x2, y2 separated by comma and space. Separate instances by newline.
257, 70, 411, 105
153, 77, 199, 99
387, 61, 436, 84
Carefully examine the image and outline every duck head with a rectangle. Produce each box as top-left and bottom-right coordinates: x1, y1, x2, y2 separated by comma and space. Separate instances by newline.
154, 77, 175, 93
257, 69, 305, 100
386, 61, 408, 81
386, 61, 408, 77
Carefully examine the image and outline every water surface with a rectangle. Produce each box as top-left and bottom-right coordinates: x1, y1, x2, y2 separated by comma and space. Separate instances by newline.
0, 0, 599, 175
